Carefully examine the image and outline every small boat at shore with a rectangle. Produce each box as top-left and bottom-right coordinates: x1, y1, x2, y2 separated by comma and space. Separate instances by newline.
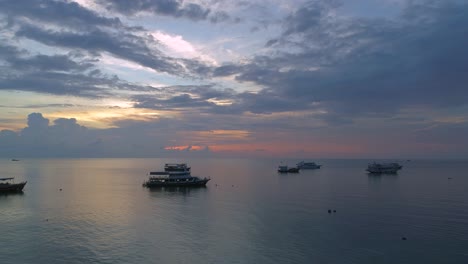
297, 161, 321, 169
143, 163, 210, 187
0, 177, 27, 192
366, 162, 402, 174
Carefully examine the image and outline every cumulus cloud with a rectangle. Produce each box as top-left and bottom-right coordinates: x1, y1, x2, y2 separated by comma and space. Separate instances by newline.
0, 113, 211, 157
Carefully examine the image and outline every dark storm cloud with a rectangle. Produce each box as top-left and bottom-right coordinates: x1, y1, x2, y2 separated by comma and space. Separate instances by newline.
132, 85, 237, 112
0, 0, 123, 30
8, 53, 92, 72
281, 0, 340, 36
14, 24, 186, 76
134, 93, 215, 109
215, 0, 468, 119
0, 0, 214, 98
0, 44, 157, 97
97, 0, 232, 22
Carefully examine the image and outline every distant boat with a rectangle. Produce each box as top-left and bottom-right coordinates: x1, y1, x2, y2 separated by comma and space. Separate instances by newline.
297, 161, 321, 169
278, 165, 289, 173
277, 165, 300, 173
366, 162, 402, 174
11, 159, 20, 161
0, 177, 27, 192
143, 163, 209, 187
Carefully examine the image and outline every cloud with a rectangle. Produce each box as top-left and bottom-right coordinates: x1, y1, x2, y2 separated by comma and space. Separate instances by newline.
96, 0, 229, 22
14, 24, 187, 75
1, 0, 468, 158
0, 0, 123, 30
212, 0, 468, 120
0, 113, 173, 157
1, 0, 215, 93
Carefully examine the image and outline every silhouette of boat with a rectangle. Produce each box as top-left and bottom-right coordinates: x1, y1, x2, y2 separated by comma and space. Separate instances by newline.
0, 177, 27, 192
278, 165, 300, 173
143, 163, 210, 187
297, 161, 321, 169
366, 162, 402, 174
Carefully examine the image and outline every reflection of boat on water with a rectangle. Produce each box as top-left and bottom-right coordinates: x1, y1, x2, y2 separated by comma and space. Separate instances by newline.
0, 177, 27, 192
366, 162, 403, 174
143, 163, 210, 187
278, 165, 300, 173
148, 185, 207, 194
297, 161, 321, 169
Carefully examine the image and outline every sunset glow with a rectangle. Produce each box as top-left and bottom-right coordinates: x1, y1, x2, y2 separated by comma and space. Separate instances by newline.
0, 0, 467, 158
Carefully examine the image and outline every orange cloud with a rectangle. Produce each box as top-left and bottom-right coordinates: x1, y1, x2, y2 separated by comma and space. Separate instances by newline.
164, 145, 205, 151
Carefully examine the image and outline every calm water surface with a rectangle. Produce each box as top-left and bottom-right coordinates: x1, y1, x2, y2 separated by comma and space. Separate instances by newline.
1, 158, 467, 263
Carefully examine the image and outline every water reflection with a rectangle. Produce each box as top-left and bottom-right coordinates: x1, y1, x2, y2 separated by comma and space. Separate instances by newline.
147, 186, 208, 195
367, 172, 399, 185
0, 191, 24, 198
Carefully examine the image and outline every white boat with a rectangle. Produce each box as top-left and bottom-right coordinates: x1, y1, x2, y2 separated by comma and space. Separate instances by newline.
296, 161, 322, 169
366, 162, 402, 174
144, 163, 209, 187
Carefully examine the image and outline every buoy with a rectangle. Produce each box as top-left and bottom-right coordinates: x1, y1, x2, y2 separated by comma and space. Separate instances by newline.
59, 188, 62, 191
401, 237, 407, 240
333, 210, 336, 213
328, 209, 332, 213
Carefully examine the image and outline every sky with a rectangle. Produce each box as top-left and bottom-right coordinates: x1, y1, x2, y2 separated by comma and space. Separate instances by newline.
0, 0, 467, 158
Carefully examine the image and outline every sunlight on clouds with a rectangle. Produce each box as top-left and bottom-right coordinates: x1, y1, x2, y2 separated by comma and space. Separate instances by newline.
151, 31, 218, 65
206, 98, 233, 106
98, 53, 178, 86
169, 130, 252, 148
0, 91, 168, 130
100, 53, 158, 73
164, 145, 205, 151
179, 130, 251, 142
46, 108, 163, 129
209, 141, 363, 157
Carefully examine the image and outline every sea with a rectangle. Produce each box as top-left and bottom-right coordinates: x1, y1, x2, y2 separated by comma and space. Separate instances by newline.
1, 158, 467, 264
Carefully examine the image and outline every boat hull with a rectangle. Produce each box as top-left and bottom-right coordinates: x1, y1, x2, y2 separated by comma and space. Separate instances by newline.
296, 162, 322, 169
366, 168, 398, 174
0, 182, 27, 192
143, 179, 210, 188
298, 165, 321, 169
